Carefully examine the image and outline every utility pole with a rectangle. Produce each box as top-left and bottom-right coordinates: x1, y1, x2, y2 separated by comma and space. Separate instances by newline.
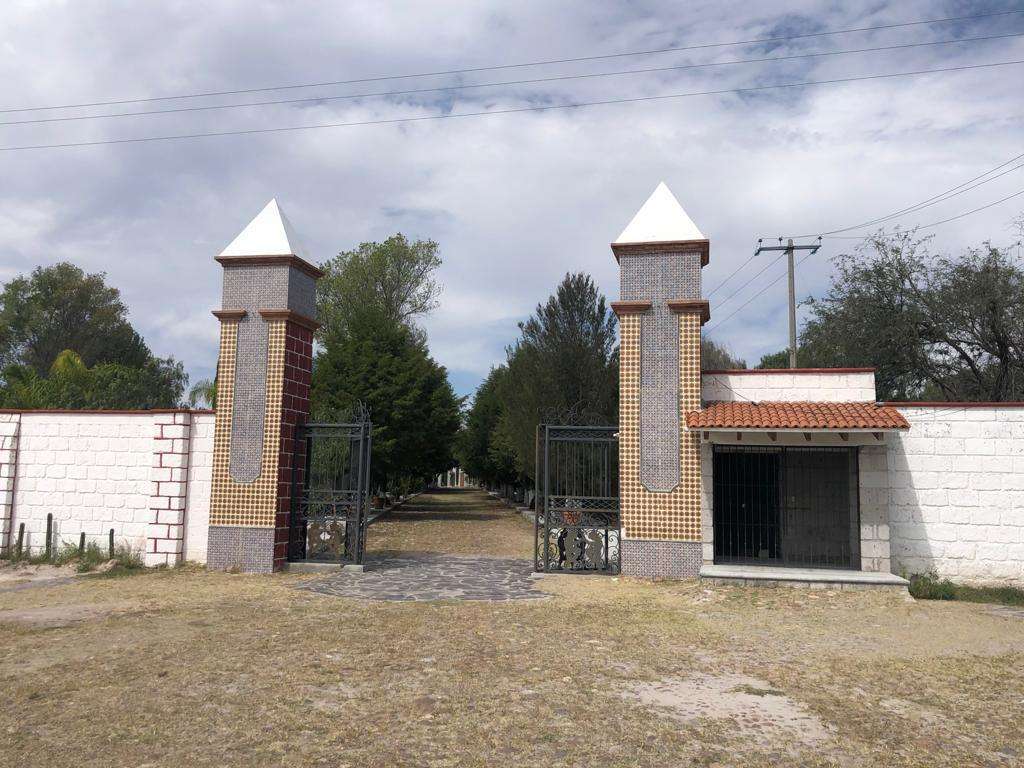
754, 237, 821, 368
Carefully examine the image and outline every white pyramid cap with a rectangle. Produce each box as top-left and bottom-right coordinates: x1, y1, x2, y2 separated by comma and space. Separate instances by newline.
614, 182, 706, 244
218, 199, 310, 260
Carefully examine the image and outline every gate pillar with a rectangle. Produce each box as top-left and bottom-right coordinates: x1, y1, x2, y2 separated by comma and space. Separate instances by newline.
610, 182, 710, 578
206, 199, 322, 573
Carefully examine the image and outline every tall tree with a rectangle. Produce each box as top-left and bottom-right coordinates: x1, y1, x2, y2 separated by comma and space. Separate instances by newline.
312, 233, 460, 493
455, 366, 517, 487
317, 234, 441, 342
495, 272, 618, 481
0, 263, 186, 408
312, 323, 461, 494
0, 263, 150, 374
701, 337, 746, 369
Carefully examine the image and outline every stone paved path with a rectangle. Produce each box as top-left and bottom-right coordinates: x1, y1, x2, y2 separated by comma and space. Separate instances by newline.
296, 551, 546, 602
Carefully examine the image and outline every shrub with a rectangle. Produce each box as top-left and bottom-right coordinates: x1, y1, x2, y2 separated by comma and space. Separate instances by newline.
908, 572, 957, 601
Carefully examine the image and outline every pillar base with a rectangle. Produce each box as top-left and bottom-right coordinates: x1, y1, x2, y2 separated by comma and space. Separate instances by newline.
621, 539, 702, 579
207, 526, 276, 573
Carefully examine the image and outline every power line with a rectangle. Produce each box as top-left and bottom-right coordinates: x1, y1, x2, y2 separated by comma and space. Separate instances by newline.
826, 186, 1024, 236
3, 32, 1019, 127
708, 251, 815, 330
710, 188, 1024, 329
784, 150, 1024, 239
4, 58, 1022, 153
3, 9, 1020, 115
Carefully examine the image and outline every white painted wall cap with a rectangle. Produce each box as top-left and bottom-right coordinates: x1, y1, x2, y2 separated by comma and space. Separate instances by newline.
218, 198, 310, 260
614, 181, 707, 244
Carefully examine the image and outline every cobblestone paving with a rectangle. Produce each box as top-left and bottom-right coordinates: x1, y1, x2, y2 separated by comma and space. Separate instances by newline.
296, 552, 547, 602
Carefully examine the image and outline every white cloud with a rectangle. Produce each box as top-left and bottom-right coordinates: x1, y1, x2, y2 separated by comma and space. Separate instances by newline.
1, 1, 1022, 394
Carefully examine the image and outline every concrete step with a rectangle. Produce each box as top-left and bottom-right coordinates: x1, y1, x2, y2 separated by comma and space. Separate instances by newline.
700, 564, 909, 592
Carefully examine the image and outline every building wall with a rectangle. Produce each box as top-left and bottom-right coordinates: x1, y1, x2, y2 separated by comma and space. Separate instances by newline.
887, 405, 1024, 586
702, 370, 877, 403
0, 410, 214, 563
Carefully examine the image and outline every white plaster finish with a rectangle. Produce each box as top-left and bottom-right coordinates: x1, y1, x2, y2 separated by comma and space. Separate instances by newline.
615, 182, 706, 244
701, 371, 877, 403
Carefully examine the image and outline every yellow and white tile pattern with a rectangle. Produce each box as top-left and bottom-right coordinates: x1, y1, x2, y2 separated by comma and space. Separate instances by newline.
619, 310, 702, 540
209, 318, 286, 528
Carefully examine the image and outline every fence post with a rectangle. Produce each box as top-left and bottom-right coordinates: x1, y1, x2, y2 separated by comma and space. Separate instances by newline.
16, 523, 24, 558
108, 528, 115, 559
45, 513, 53, 559
79, 531, 86, 554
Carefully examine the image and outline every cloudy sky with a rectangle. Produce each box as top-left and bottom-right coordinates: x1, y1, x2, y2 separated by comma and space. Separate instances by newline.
2, 0, 1022, 397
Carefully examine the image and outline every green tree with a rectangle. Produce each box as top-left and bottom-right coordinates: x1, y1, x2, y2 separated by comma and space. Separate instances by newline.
317, 234, 441, 342
701, 337, 746, 369
0, 350, 186, 409
312, 323, 461, 495
0, 263, 151, 374
313, 232, 462, 493
495, 272, 618, 481
455, 366, 517, 488
765, 231, 1024, 400
187, 378, 217, 409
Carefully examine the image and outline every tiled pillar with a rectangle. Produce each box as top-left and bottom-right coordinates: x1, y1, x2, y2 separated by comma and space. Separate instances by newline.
269, 312, 315, 571
612, 242, 711, 578
206, 251, 321, 573
145, 412, 191, 566
0, 414, 21, 553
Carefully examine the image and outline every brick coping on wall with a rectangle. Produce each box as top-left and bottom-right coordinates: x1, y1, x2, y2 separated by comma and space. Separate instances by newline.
702, 367, 876, 375
0, 408, 215, 415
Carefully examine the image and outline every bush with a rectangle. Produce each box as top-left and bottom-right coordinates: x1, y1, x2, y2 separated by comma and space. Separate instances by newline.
908, 572, 957, 600
908, 571, 1024, 606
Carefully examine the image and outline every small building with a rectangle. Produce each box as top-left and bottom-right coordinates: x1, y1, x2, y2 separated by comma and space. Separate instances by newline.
611, 183, 1024, 587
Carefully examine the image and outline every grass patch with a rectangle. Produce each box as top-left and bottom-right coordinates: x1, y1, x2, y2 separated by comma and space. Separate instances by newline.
909, 572, 1024, 606
1, 541, 143, 574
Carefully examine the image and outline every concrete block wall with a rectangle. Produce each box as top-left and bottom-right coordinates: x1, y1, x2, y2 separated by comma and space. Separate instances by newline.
0, 410, 214, 563
702, 369, 877, 403
858, 444, 891, 573
887, 405, 1024, 586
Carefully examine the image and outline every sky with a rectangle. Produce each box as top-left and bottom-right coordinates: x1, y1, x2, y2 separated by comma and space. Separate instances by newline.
1, 0, 1022, 399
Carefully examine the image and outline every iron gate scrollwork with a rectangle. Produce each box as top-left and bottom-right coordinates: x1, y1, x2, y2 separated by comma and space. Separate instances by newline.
288, 420, 372, 565
535, 424, 620, 574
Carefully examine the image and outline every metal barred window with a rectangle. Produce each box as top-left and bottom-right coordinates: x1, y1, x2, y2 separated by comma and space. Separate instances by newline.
535, 425, 621, 574
712, 445, 860, 570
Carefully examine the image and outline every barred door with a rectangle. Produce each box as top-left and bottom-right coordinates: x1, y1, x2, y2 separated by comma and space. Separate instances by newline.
535, 425, 620, 574
288, 420, 372, 565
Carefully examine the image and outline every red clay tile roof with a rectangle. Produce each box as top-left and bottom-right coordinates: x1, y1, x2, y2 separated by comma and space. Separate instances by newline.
686, 401, 910, 431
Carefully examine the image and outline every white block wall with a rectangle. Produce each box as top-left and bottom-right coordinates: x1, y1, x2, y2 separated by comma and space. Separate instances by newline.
888, 406, 1024, 586
702, 370, 877, 403
0, 410, 214, 563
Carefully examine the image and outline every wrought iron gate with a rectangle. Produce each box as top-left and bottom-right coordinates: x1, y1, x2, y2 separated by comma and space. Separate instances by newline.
535, 424, 620, 574
288, 420, 372, 565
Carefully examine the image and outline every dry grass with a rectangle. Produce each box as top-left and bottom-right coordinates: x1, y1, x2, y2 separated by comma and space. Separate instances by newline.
1, 489, 1022, 767
369, 488, 534, 558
